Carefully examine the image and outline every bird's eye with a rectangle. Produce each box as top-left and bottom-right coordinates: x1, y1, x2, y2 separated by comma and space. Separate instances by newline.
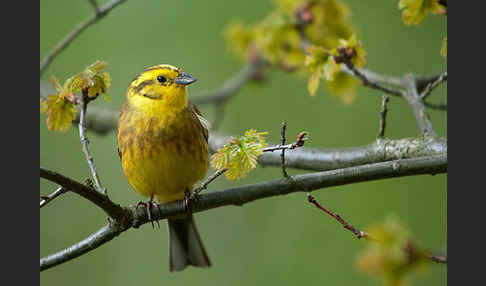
157, 75, 167, 83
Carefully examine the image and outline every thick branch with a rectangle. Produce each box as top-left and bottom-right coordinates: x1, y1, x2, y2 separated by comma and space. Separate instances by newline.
40, 166, 127, 219
41, 154, 446, 271
211, 135, 446, 172
40, 0, 127, 76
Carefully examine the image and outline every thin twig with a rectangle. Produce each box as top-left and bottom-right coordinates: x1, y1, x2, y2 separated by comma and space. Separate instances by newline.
343, 66, 405, 88
426, 253, 447, 264
192, 168, 229, 197
338, 51, 403, 98
424, 101, 447, 111
307, 194, 447, 264
40, 187, 67, 208
78, 90, 106, 195
263, 131, 307, 153
39, 0, 126, 76
41, 154, 447, 271
307, 193, 368, 239
89, 0, 101, 15
377, 95, 390, 138
420, 71, 447, 100
280, 121, 289, 178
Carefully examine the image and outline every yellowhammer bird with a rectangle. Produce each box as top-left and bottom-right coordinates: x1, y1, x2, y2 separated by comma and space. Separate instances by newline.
117, 64, 211, 272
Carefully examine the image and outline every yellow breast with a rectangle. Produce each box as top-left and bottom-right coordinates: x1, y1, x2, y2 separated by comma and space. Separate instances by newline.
117, 104, 208, 203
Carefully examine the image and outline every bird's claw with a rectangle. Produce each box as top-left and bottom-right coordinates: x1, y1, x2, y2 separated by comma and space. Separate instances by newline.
136, 198, 161, 229
183, 189, 192, 213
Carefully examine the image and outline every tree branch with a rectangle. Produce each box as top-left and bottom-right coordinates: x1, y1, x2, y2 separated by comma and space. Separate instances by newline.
40, 166, 127, 219
420, 71, 447, 100
402, 74, 437, 137
307, 194, 447, 264
39, 0, 127, 77
340, 63, 403, 97
40, 187, 67, 208
426, 253, 447, 264
424, 101, 447, 111
78, 91, 106, 194
40, 154, 446, 271
377, 95, 390, 138
212, 135, 446, 172
307, 193, 368, 239
280, 121, 289, 177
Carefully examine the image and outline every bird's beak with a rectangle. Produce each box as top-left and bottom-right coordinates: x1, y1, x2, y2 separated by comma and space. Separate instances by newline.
175, 72, 197, 86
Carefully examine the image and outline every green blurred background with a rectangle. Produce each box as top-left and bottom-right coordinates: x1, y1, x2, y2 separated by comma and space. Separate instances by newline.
40, 0, 447, 285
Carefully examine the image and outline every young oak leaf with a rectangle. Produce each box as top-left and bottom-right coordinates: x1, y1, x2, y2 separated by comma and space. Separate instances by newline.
41, 94, 77, 132
84, 61, 111, 101
224, 21, 255, 59
307, 70, 320, 96
41, 60, 111, 132
40, 97, 48, 114
356, 216, 428, 286
326, 72, 357, 104
399, 0, 446, 26
211, 129, 268, 180
321, 55, 340, 81
305, 45, 341, 96
338, 34, 367, 67
86, 60, 109, 74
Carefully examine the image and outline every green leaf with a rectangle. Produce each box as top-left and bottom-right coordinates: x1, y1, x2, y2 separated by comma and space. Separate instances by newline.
338, 34, 367, 67
50, 75, 61, 92
321, 55, 340, 81
80, 61, 111, 102
87, 74, 106, 98
307, 70, 320, 96
305, 45, 329, 68
399, 0, 445, 26
87, 60, 108, 74
224, 21, 254, 58
42, 94, 77, 132
327, 72, 357, 104
40, 98, 48, 114
211, 129, 268, 180
357, 216, 428, 286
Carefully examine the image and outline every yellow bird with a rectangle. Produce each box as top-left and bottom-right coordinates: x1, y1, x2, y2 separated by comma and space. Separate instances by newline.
117, 64, 211, 272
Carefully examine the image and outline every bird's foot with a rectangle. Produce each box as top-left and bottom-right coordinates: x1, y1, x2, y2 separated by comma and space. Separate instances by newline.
136, 196, 161, 229
183, 189, 193, 213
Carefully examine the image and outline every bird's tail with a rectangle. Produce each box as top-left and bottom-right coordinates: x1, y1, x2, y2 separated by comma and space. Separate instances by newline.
167, 214, 211, 272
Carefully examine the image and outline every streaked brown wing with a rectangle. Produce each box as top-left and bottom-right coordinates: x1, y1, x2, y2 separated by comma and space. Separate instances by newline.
189, 101, 209, 143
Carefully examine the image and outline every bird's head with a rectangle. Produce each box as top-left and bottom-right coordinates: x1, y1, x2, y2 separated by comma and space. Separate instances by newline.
127, 64, 197, 110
